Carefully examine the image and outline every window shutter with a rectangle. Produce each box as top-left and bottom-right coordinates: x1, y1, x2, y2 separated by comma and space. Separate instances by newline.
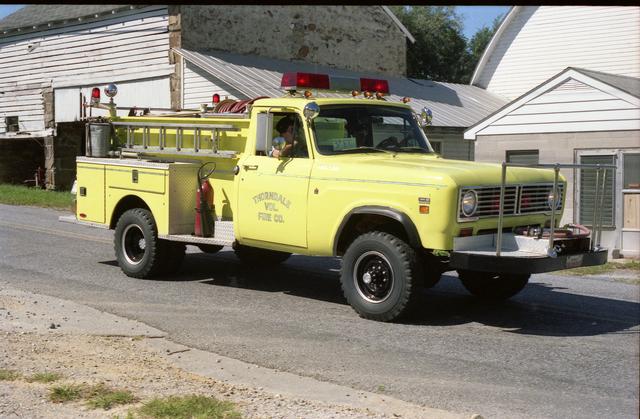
506, 150, 539, 165
579, 155, 616, 227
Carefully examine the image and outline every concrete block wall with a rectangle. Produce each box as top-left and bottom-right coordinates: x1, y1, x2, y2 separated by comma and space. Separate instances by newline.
473, 130, 640, 256
176, 6, 406, 76
0, 137, 45, 185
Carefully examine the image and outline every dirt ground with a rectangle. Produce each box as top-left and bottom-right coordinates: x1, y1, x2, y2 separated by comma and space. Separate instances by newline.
0, 286, 462, 419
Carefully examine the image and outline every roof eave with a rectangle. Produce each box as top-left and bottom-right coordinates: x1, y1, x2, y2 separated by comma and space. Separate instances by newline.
469, 6, 518, 87
0, 5, 139, 38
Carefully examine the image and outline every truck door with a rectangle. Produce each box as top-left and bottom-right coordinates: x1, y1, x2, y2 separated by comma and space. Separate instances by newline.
237, 113, 312, 249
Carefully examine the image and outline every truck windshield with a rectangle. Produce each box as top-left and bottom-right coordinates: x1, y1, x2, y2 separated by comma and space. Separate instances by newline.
311, 105, 433, 155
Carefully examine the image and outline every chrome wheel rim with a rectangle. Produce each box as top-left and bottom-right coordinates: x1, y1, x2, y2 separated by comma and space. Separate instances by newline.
353, 251, 394, 303
122, 224, 146, 265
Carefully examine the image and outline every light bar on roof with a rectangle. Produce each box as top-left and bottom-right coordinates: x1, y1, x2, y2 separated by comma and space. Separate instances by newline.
281, 72, 330, 90
280, 72, 391, 95
360, 78, 389, 94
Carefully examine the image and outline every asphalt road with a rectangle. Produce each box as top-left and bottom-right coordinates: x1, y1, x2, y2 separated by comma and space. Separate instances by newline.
1, 203, 638, 418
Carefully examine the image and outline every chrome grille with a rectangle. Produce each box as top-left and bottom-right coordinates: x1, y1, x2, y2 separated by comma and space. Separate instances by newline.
459, 183, 564, 221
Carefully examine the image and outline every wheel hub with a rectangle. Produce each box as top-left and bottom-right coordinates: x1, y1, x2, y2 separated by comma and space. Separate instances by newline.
353, 251, 394, 303
122, 224, 146, 265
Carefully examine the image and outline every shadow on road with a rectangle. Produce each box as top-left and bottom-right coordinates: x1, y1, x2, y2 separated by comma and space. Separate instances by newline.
101, 252, 640, 337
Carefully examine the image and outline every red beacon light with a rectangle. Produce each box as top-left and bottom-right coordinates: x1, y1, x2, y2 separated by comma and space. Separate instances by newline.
90, 87, 101, 106
212, 93, 220, 104
360, 78, 390, 95
281, 72, 330, 91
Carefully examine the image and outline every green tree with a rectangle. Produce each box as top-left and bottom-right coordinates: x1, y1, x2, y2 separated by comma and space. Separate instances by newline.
390, 6, 470, 83
467, 15, 503, 73
390, 6, 503, 83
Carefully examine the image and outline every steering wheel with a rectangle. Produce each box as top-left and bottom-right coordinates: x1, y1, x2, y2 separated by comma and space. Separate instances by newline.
376, 136, 400, 149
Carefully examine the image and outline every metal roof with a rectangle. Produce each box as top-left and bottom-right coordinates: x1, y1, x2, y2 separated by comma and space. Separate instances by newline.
572, 67, 640, 98
174, 48, 508, 128
0, 4, 136, 34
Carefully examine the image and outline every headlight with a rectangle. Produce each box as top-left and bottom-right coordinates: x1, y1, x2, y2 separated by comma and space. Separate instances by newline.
547, 189, 561, 210
461, 190, 478, 217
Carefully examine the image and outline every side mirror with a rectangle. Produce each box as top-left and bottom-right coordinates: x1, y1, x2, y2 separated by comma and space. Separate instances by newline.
255, 112, 274, 153
272, 137, 286, 152
418, 107, 433, 128
303, 102, 320, 121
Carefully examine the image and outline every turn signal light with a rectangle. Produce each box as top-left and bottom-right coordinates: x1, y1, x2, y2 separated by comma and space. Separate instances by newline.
419, 205, 429, 214
458, 228, 473, 237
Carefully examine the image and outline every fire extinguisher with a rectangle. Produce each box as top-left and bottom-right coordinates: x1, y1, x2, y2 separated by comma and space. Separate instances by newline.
195, 162, 216, 237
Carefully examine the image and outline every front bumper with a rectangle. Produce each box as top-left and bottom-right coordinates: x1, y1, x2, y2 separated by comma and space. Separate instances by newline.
449, 233, 608, 275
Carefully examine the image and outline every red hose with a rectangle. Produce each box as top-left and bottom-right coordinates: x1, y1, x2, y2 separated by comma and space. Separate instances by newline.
213, 97, 269, 114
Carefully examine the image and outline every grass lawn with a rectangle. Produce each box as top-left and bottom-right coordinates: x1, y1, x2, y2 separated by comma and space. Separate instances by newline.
0, 184, 73, 210
561, 260, 640, 282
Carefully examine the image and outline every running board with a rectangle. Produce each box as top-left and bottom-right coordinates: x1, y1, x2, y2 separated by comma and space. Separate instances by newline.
58, 215, 109, 229
159, 221, 235, 247
60, 215, 235, 246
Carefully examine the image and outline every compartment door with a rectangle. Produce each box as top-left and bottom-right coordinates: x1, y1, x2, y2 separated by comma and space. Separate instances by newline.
76, 164, 105, 224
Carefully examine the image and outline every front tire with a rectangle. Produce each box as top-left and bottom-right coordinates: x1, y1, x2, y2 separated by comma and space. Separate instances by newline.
341, 231, 422, 322
114, 208, 164, 278
458, 270, 530, 300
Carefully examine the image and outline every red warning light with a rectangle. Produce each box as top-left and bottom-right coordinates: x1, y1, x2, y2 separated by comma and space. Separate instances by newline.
360, 78, 389, 94
212, 93, 220, 104
281, 72, 330, 90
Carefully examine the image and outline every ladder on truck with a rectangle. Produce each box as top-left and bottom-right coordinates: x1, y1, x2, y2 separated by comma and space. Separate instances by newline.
112, 121, 240, 158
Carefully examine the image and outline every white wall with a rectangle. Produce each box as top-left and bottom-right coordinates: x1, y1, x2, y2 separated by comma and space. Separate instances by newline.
474, 6, 640, 100
474, 77, 640, 137
0, 6, 172, 134
55, 77, 171, 122
182, 61, 236, 110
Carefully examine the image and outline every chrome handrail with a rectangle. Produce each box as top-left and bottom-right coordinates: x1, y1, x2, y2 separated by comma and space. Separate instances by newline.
496, 162, 616, 257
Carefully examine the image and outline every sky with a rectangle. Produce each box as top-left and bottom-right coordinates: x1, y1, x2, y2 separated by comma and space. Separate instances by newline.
0, 5, 509, 39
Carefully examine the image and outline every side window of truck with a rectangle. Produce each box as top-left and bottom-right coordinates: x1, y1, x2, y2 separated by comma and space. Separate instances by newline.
271, 113, 309, 158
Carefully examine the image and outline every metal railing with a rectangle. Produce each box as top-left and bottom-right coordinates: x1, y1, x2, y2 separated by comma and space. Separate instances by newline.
496, 162, 616, 257
111, 121, 238, 156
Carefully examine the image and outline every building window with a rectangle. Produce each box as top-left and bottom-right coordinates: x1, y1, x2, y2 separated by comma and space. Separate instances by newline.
5, 116, 19, 132
579, 154, 616, 227
430, 141, 442, 154
623, 153, 640, 190
506, 150, 539, 165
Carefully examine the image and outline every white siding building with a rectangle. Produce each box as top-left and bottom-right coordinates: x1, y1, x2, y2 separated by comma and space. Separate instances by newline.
472, 6, 640, 100
466, 6, 640, 258
0, 5, 173, 136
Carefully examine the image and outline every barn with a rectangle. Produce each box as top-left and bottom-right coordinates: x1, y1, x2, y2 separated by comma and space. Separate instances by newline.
465, 6, 640, 258
0, 4, 506, 189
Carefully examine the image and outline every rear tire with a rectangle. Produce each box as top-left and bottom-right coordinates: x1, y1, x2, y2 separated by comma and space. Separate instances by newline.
458, 270, 530, 300
233, 243, 291, 265
340, 231, 422, 322
114, 208, 164, 278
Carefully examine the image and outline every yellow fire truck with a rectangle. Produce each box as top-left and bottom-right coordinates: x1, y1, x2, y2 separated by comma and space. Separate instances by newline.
63, 73, 611, 322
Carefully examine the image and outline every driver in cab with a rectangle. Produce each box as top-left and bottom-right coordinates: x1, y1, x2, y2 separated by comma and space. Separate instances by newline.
269, 115, 308, 158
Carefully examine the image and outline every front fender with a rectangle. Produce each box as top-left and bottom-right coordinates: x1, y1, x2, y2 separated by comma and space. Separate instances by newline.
332, 205, 421, 256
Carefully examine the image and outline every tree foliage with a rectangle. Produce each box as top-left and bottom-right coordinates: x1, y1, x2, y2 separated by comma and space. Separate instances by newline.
390, 6, 503, 84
